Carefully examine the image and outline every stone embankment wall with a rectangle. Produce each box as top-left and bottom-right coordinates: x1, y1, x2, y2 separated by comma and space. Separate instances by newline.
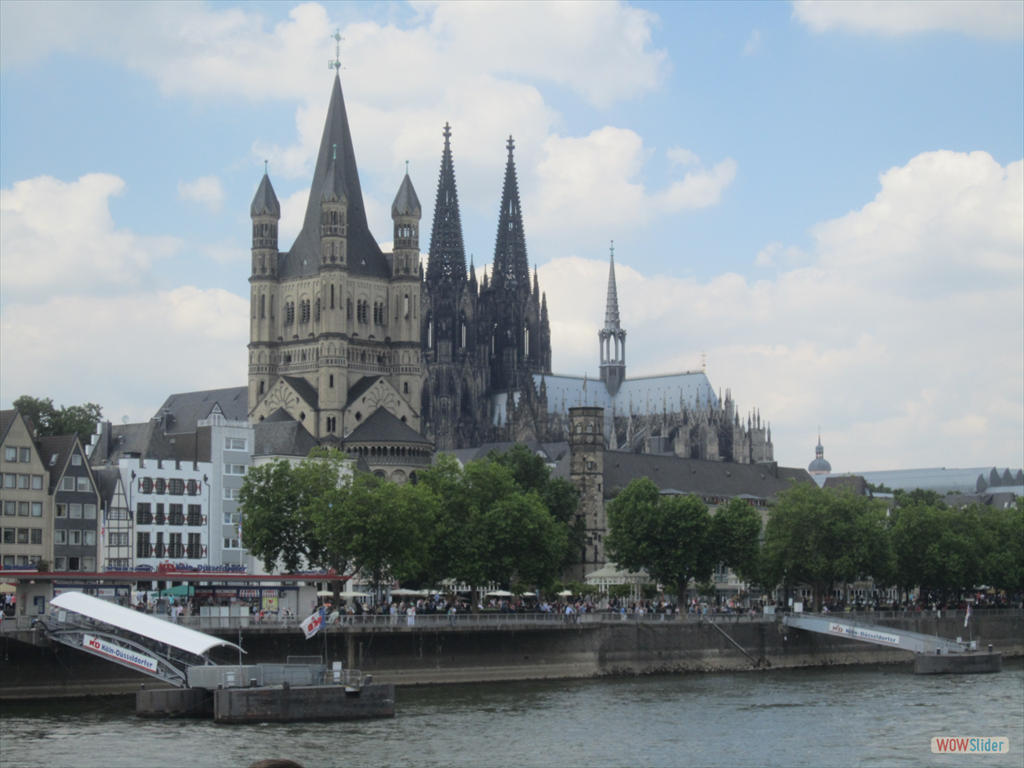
2, 613, 1020, 700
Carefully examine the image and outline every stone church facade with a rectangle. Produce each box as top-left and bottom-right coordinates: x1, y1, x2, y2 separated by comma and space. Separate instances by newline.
246, 72, 772, 469
246, 74, 427, 480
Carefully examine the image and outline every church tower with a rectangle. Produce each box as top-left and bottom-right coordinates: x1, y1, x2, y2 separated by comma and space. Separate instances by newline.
247, 72, 423, 443
568, 406, 606, 580
421, 124, 488, 449
249, 170, 280, 404
479, 137, 551, 393
598, 244, 627, 396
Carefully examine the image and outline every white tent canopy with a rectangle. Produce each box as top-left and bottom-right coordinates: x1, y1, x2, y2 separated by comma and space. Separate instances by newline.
51, 592, 242, 657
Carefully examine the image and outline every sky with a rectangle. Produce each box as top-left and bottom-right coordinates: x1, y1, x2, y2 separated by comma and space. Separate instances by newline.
1, 0, 1022, 473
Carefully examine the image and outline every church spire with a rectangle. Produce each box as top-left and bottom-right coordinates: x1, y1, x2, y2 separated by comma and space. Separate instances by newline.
287, 73, 387, 278
604, 240, 621, 330
598, 240, 627, 396
427, 122, 467, 284
491, 136, 531, 292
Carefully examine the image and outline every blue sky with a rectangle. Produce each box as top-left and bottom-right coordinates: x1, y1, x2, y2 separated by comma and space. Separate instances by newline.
2, 0, 1022, 472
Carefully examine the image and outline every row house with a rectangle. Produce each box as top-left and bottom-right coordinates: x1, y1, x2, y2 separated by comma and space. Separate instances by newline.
0, 410, 52, 569
117, 457, 211, 569
1, 409, 102, 573
39, 435, 101, 572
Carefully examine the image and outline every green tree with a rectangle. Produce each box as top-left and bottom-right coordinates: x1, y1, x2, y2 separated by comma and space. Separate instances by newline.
418, 452, 572, 604
488, 443, 585, 570
711, 498, 763, 585
891, 501, 985, 601
605, 478, 715, 602
13, 395, 103, 445
239, 448, 351, 574
979, 500, 1024, 596
762, 483, 892, 610
314, 473, 436, 597
480, 491, 568, 588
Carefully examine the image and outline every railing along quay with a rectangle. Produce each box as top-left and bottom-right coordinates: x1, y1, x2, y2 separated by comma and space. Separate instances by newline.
2, 607, 1019, 636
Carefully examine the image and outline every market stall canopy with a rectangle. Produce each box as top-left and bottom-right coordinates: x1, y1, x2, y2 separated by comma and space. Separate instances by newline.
390, 588, 427, 596
51, 592, 242, 657
486, 590, 515, 597
318, 590, 372, 598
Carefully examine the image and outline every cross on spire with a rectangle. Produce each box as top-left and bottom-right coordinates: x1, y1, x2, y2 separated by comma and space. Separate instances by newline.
506, 135, 515, 157
328, 29, 344, 73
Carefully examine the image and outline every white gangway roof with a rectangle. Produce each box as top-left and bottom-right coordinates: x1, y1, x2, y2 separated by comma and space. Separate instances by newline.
51, 592, 242, 657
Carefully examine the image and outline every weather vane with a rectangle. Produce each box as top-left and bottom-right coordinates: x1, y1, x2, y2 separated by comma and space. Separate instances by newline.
328, 29, 344, 73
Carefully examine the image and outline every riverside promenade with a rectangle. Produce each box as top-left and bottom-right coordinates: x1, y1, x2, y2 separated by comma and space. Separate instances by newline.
2, 608, 1021, 699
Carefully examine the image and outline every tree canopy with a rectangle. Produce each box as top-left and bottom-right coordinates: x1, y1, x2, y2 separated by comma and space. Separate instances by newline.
761, 482, 892, 609
240, 445, 576, 600
605, 478, 715, 600
13, 395, 103, 446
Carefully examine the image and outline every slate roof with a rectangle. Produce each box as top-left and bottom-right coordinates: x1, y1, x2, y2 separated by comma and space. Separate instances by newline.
391, 173, 421, 217
250, 173, 281, 217
0, 409, 17, 444
280, 376, 320, 411
343, 407, 432, 445
154, 386, 249, 433
280, 74, 390, 281
602, 452, 812, 501
37, 435, 77, 493
823, 475, 870, 496
254, 410, 318, 458
93, 466, 122, 508
343, 376, 383, 409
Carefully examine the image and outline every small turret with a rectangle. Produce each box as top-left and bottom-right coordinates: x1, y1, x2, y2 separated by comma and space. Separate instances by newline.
391, 167, 421, 277
251, 168, 280, 277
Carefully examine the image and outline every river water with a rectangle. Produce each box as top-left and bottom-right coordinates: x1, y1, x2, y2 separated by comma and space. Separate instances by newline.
1, 661, 1021, 768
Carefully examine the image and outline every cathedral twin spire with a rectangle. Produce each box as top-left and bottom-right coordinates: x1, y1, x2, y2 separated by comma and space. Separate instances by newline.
491, 137, 532, 293
426, 123, 467, 284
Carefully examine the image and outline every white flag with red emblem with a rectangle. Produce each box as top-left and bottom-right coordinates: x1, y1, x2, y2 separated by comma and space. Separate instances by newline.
301, 607, 325, 639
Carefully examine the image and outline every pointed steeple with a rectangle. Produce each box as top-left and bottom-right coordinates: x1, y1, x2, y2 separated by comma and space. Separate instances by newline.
604, 242, 621, 330
598, 241, 626, 395
541, 291, 548, 323
427, 122, 467, 284
468, 255, 477, 287
391, 172, 421, 217
285, 73, 387, 279
251, 171, 281, 217
491, 136, 531, 292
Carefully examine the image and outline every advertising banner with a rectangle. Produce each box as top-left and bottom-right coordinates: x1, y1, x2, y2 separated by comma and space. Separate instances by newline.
82, 633, 160, 673
828, 622, 901, 646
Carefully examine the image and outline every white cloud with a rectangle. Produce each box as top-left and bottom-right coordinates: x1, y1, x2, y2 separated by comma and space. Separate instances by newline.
792, 0, 1024, 39
539, 150, 1024, 470
743, 29, 762, 55
2, 2, 681, 249
668, 148, 701, 166
277, 187, 311, 250
0, 288, 249, 423
178, 175, 225, 212
529, 128, 736, 250
0, 173, 179, 298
